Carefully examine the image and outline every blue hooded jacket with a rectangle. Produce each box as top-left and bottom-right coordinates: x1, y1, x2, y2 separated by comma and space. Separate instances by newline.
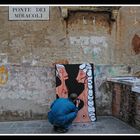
48, 98, 78, 128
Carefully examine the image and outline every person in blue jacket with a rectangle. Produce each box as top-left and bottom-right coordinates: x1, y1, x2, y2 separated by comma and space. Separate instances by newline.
48, 93, 80, 133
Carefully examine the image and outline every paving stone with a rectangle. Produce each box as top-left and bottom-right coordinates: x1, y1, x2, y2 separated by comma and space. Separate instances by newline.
0, 116, 139, 134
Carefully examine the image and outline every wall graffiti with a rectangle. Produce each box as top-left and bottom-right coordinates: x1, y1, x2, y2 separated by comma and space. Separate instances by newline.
69, 36, 109, 64
55, 63, 96, 123
0, 65, 9, 85
69, 36, 108, 47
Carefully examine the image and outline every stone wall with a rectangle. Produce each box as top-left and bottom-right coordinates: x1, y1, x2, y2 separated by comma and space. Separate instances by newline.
109, 82, 140, 130
0, 64, 56, 120
0, 6, 140, 120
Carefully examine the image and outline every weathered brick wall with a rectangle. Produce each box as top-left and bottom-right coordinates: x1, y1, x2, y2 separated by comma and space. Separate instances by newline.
66, 11, 113, 64
0, 64, 56, 120
111, 83, 122, 117
135, 94, 140, 129
116, 7, 140, 65
109, 82, 140, 130
0, 6, 139, 120
0, 7, 67, 65
120, 85, 136, 125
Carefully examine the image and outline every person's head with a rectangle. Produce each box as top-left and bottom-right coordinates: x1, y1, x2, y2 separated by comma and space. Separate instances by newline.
69, 93, 78, 102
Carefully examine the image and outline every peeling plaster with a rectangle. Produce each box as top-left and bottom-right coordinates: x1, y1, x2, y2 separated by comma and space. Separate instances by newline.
0, 53, 8, 64
0, 65, 55, 106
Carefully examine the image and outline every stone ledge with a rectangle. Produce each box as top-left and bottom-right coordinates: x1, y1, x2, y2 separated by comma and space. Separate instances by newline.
60, 6, 121, 21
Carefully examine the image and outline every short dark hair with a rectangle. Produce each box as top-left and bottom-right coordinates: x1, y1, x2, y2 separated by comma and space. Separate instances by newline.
69, 93, 78, 101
